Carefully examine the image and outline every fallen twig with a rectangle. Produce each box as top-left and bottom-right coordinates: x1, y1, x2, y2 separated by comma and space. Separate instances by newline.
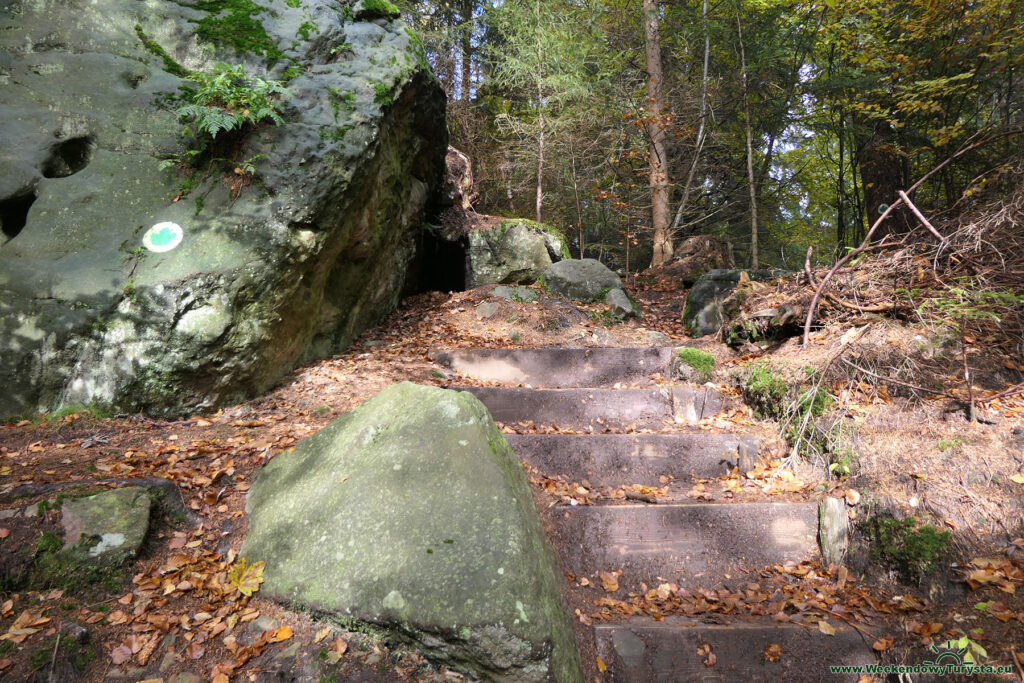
898, 190, 945, 242
841, 358, 958, 400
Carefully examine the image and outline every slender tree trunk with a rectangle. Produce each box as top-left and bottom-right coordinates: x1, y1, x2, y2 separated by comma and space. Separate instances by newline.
460, 0, 473, 101
643, 0, 672, 267
534, 0, 544, 223
570, 144, 585, 258
670, 0, 710, 239
736, 10, 759, 269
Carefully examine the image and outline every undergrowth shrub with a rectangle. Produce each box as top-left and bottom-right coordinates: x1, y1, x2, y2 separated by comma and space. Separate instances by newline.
741, 360, 787, 419
861, 514, 952, 583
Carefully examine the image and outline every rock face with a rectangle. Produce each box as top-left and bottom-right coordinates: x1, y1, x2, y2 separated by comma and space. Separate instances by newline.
0, 0, 447, 419
542, 259, 622, 302
241, 382, 582, 682
60, 487, 151, 563
682, 269, 785, 337
661, 235, 735, 287
465, 220, 568, 289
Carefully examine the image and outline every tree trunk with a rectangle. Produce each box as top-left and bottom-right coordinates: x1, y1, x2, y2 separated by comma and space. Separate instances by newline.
460, 0, 473, 101
669, 0, 710, 239
855, 115, 912, 238
534, 0, 544, 224
644, 0, 672, 267
736, 10, 758, 269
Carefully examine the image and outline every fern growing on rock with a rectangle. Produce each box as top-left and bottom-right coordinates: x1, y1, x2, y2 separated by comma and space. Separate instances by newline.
176, 62, 287, 146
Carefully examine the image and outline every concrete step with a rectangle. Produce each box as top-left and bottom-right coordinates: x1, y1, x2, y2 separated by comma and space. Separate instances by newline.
556, 503, 818, 588
594, 616, 874, 682
504, 433, 759, 484
460, 386, 723, 429
434, 347, 676, 388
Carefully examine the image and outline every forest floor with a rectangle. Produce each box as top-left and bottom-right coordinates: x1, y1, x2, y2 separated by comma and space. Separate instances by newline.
1, 271, 1023, 681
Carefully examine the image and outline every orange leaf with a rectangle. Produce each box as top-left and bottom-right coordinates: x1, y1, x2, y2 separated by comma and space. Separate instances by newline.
272, 625, 293, 642
110, 645, 133, 665
764, 643, 782, 662
596, 656, 607, 673
598, 571, 620, 593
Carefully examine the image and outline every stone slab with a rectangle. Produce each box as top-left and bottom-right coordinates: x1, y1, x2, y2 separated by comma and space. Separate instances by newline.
555, 503, 818, 588
460, 387, 721, 429
594, 617, 874, 682
435, 347, 675, 388
504, 433, 760, 483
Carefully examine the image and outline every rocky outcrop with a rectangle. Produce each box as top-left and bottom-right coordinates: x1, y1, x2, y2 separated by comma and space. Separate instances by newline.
682, 269, 786, 337
241, 382, 583, 682
466, 220, 568, 288
0, 0, 447, 418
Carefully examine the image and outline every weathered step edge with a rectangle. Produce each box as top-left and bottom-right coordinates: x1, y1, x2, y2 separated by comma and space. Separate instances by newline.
434, 347, 678, 388
556, 503, 819, 587
459, 386, 725, 428
505, 433, 760, 483
594, 616, 874, 682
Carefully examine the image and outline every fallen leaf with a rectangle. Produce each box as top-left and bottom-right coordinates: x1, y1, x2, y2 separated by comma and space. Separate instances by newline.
764, 643, 782, 662
228, 558, 265, 597
272, 625, 293, 642
596, 656, 607, 673
110, 645, 133, 665
872, 635, 894, 651
0, 658, 10, 670
0, 528, 9, 539
1010, 474, 1024, 485
315, 627, 331, 643
818, 620, 836, 636
598, 571, 620, 593
845, 489, 861, 506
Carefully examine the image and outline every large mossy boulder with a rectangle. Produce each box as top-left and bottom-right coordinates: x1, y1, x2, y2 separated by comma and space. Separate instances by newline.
682, 269, 786, 337
241, 382, 582, 682
542, 258, 622, 302
466, 220, 568, 289
0, 0, 447, 419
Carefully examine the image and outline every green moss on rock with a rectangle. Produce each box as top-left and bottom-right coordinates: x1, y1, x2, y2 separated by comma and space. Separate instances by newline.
189, 0, 286, 63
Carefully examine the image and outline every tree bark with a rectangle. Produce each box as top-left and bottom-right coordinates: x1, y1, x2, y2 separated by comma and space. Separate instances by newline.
460, 0, 473, 101
669, 0, 710, 239
643, 0, 672, 267
855, 115, 912, 238
534, 0, 544, 223
736, 10, 759, 268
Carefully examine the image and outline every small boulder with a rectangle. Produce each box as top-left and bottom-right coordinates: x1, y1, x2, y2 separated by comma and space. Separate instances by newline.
60, 487, 151, 563
492, 285, 539, 303
662, 236, 735, 287
241, 382, 582, 682
604, 288, 638, 320
682, 269, 786, 337
466, 221, 555, 288
542, 259, 622, 302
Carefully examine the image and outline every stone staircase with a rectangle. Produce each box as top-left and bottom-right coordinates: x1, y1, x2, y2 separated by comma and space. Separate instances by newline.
437, 347, 875, 682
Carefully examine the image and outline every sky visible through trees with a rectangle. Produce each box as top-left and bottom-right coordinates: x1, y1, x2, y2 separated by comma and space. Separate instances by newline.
400, 0, 1023, 271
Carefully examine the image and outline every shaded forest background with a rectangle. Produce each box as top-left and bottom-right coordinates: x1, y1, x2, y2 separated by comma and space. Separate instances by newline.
398, 0, 1023, 274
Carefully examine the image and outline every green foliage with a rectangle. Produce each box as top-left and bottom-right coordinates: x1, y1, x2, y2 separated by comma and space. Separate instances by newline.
742, 360, 787, 419
937, 438, 964, 453
362, 0, 400, 16
372, 81, 393, 106
904, 278, 1024, 334
677, 347, 715, 382
862, 514, 952, 582
35, 531, 62, 555
175, 63, 287, 143
297, 20, 318, 41
190, 0, 285, 63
